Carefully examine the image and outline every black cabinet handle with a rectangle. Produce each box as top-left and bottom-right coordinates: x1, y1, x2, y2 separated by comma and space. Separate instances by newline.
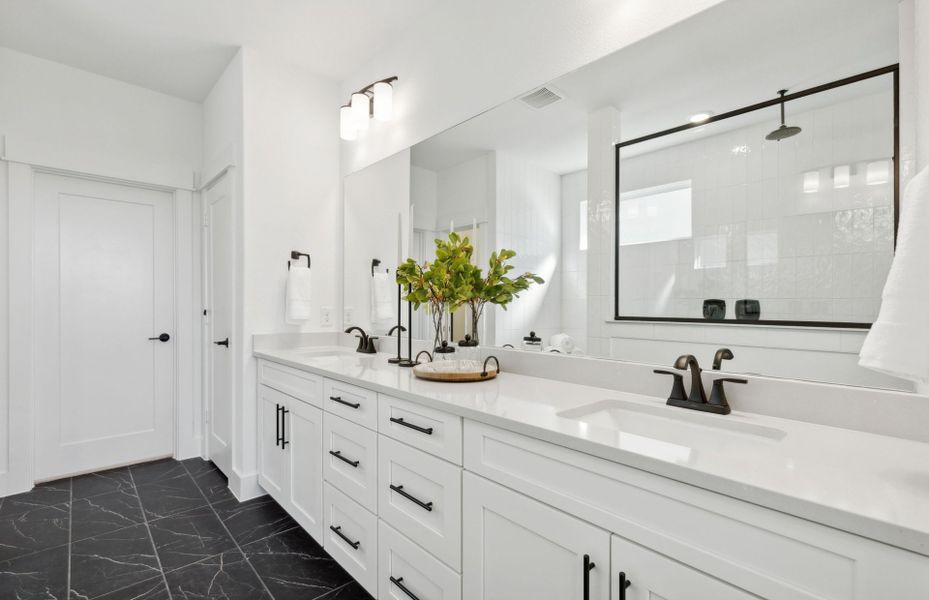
329, 450, 360, 468
583, 555, 595, 600
389, 484, 433, 512
214, 337, 229, 347
275, 404, 282, 448
389, 417, 433, 435
330, 396, 361, 409
619, 571, 631, 600
329, 525, 360, 549
389, 576, 420, 600
281, 408, 290, 449
148, 333, 170, 342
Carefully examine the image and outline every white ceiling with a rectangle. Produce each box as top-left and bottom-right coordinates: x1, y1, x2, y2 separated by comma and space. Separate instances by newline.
0, 0, 438, 102
412, 0, 899, 174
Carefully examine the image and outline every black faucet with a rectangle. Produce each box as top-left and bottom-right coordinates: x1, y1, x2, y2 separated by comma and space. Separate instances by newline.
712, 348, 734, 370
344, 326, 378, 354
654, 354, 745, 415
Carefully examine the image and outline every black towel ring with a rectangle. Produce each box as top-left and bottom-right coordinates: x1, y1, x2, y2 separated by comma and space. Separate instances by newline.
288, 251, 311, 270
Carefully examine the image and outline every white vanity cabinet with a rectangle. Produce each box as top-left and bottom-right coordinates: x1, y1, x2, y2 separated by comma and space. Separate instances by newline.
462, 471, 610, 600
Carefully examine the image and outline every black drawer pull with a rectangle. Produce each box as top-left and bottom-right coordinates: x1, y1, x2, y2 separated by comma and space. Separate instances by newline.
329, 450, 360, 468
330, 396, 361, 409
619, 571, 632, 600
389, 484, 433, 511
275, 404, 282, 448
389, 417, 434, 435
389, 576, 420, 600
329, 525, 360, 549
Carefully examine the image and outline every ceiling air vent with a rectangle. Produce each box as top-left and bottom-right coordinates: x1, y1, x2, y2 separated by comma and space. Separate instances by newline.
519, 86, 564, 109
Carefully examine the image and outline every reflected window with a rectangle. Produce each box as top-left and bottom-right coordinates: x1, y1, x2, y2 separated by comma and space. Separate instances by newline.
619, 180, 692, 246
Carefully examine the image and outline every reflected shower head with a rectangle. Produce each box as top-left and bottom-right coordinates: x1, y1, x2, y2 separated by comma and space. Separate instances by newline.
765, 89, 801, 141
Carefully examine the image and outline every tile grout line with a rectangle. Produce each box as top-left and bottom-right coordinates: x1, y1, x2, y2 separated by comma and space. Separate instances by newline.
126, 466, 174, 600
316, 580, 355, 600
66, 476, 73, 597
180, 460, 278, 600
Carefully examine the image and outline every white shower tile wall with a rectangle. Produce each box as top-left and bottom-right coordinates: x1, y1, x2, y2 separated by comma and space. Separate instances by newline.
560, 170, 588, 351
616, 88, 894, 324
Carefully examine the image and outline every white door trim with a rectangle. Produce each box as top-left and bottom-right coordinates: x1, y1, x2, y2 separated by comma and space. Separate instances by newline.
4, 160, 201, 496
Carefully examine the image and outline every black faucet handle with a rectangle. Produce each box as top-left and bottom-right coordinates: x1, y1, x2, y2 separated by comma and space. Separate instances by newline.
708, 377, 746, 413
653, 369, 687, 402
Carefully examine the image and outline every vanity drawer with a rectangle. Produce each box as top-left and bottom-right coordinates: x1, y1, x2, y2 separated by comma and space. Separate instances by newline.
378, 436, 462, 570
324, 378, 378, 430
323, 413, 378, 512
258, 360, 323, 408
379, 520, 461, 600
379, 394, 462, 465
323, 481, 377, 596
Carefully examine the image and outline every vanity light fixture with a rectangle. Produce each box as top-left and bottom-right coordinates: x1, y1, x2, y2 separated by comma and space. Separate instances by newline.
340, 76, 398, 141
689, 111, 713, 124
866, 160, 890, 185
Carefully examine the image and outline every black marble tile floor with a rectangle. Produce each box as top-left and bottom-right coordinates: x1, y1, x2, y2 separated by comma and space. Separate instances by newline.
0, 458, 372, 600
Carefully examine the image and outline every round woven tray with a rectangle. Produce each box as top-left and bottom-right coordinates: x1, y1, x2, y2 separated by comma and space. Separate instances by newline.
412, 359, 498, 382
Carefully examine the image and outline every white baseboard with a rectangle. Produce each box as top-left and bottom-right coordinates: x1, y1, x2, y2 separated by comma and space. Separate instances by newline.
228, 469, 265, 502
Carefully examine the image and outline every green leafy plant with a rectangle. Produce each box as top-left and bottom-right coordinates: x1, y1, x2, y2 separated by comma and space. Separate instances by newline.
396, 233, 543, 349
464, 249, 544, 344
396, 232, 475, 350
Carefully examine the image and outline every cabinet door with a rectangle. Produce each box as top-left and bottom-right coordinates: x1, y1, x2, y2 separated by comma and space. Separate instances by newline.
463, 472, 609, 600
288, 400, 324, 540
258, 385, 289, 503
611, 535, 758, 600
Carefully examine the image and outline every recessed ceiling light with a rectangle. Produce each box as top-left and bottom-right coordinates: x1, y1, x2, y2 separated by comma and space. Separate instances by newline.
689, 112, 713, 124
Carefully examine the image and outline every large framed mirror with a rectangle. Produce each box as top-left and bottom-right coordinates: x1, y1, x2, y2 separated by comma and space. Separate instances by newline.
343, 0, 910, 391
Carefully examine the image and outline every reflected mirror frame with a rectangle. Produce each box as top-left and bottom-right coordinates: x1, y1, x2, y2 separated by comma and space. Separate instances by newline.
612, 64, 899, 329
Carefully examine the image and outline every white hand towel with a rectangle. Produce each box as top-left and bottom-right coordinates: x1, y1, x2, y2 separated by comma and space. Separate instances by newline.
371, 272, 395, 323
549, 333, 577, 354
285, 266, 313, 323
859, 166, 929, 382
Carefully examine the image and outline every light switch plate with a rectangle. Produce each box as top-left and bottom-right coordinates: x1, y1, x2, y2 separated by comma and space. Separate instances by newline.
320, 306, 333, 327
343, 307, 354, 325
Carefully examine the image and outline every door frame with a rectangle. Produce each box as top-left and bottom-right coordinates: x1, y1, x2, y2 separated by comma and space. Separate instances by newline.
5, 161, 202, 495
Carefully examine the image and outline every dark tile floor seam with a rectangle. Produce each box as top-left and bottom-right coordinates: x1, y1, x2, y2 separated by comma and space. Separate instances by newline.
317, 580, 356, 600
180, 460, 277, 599
127, 465, 174, 600
67, 476, 73, 598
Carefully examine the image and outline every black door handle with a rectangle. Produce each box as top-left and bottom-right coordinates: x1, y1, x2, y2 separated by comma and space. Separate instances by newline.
148, 333, 170, 342
619, 571, 631, 600
583, 555, 595, 600
214, 338, 229, 347
280, 408, 290, 449
275, 404, 282, 448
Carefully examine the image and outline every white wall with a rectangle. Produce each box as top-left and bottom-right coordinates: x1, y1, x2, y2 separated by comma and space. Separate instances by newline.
340, 0, 727, 176
0, 161, 8, 484
435, 154, 491, 228
493, 153, 562, 346
0, 46, 202, 189
561, 170, 588, 349
411, 165, 438, 230
201, 47, 341, 496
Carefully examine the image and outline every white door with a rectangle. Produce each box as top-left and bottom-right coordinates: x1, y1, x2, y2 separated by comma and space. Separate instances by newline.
611, 535, 760, 600
462, 472, 610, 600
288, 399, 324, 540
257, 385, 288, 500
205, 173, 234, 476
34, 173, 174, 479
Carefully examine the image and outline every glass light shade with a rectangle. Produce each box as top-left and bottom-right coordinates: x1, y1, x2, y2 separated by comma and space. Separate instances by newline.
866, 160, 889, 186
833, 165, 850, 188
373, 81, 393, 121
351, 92, 370, 131
339, 106, 356, 141
802, 171, 820, 194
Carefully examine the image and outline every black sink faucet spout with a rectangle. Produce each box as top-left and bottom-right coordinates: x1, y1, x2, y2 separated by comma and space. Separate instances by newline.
673, 354, 707, 405
344, 326, 377, 354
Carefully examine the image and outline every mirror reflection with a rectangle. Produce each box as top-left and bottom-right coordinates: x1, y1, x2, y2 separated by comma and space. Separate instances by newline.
343, 0, 910, 391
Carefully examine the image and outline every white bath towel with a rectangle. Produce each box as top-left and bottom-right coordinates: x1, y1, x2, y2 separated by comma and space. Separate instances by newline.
859, 166, 929, 382
285, 266, 313, 323
371, 271, 394, 323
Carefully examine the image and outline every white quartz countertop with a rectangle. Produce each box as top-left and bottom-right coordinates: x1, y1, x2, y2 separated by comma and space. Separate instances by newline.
255, 347, 929, 557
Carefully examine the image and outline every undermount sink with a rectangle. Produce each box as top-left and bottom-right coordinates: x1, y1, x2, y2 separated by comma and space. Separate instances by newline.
557, 398, 785, 461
